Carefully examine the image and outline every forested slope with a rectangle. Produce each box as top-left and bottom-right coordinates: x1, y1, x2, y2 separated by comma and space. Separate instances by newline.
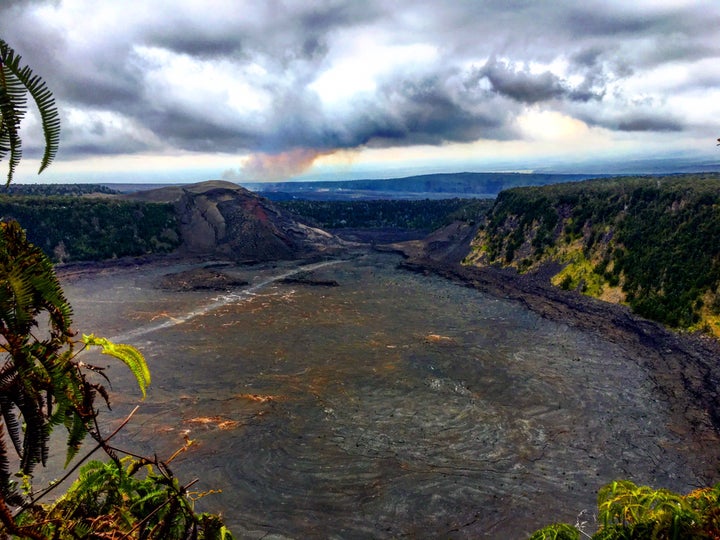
0, 194, 180, 262
465, 173, 720, 333
278, 198, 492, 231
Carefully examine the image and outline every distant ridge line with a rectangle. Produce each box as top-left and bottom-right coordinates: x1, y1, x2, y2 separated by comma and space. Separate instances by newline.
245, 171, 605, 191
99, 171, 720, 201
242, 171, 610, 200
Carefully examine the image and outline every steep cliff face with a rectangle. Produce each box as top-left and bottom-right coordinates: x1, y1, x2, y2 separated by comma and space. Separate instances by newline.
464, 174, 720, 334
125, 180, 343, 261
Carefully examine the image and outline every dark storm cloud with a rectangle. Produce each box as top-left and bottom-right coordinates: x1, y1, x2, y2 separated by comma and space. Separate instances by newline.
2, 0, 719, 168
148, 34, 245, 59
363, 75, 516, 146
1, 7, 145, 112
298, 1, 381, 33
571, 47, 604, 69
139, 1, 375, 64
21, 110, 156, 160
0, 0, 53, 10
252, 70, 516, 153
640, 39, 720, 68
564, 8, 659, 37
566, 2, 717, 42
475, 57, 605, 104
141, 108, 263, 153
57, 66, 145, 109
564, 3, 720, 68
59, 140, 149, 157
479, 59, 566, 103
576, 111, 685, 134
617, 116, 684, 133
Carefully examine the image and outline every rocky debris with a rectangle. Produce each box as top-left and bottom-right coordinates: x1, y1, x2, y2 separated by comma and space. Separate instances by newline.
379, 220, 480, 264
279, 272, 339, 287
157, 267, 249, 291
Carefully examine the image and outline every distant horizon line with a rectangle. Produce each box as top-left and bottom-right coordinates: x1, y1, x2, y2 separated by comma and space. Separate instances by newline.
11, 166, 720, 186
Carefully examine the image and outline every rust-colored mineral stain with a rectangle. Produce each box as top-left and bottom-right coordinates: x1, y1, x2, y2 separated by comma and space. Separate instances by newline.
424, 333, 454, 343
244, 199, 269, 223
236, 393, 277, 403
186, 416, 240, 430
186, 416, 220, 424
216, 420, 241, 430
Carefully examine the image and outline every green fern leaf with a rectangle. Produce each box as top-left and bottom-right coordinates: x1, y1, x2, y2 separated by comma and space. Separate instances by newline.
0, 86, 22, 185
82, 334, 150, 398
0, 373, 23, 457
64, 408, 88, 467
0, 424, 13, 501
0, 39, 60, 183
0, 221, 73, 336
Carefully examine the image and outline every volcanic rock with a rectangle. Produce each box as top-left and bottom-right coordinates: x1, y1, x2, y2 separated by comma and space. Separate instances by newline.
124, 180, 344, 262
157, 267, 249, 291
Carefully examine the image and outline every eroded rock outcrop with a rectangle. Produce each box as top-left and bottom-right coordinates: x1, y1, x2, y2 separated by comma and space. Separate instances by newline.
383, 220, 480, 264
126, 180, 344, 262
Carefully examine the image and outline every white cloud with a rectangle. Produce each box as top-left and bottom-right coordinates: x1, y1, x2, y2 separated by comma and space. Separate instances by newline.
135, 46, 271, 118
310, 29, 439, 106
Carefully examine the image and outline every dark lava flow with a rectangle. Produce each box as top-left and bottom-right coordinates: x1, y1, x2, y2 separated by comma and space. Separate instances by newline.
58, 251, 720, 538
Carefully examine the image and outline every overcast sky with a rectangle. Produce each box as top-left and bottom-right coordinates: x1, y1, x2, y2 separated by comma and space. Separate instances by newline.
3, 0, 720, 183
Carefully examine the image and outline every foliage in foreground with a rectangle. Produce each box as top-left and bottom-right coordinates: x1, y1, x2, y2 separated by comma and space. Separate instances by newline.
0, 37, 231, 538
0, 219, 232, 539
530, 480, 720, 539
18, 451, 232, 539
0, 39, 60, 185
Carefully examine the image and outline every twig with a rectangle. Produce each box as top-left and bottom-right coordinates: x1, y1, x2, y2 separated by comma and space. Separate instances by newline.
14, 405, 140, 518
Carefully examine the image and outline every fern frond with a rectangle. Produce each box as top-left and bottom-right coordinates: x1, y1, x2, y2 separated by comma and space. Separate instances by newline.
0, 390, 22, 457
0, 41, 28, 187
91, 382, 111, 409
0, 221, 80, 484
0, 424, 12, 499
82, 335, 150, 398
0, 221, 73, 337
64, 409, 89, 468
0, 261, 34, 332
0, 425, 22, 508
0, 40, 60, 181
0, 85, 23, 186
18, 399, 47, 474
